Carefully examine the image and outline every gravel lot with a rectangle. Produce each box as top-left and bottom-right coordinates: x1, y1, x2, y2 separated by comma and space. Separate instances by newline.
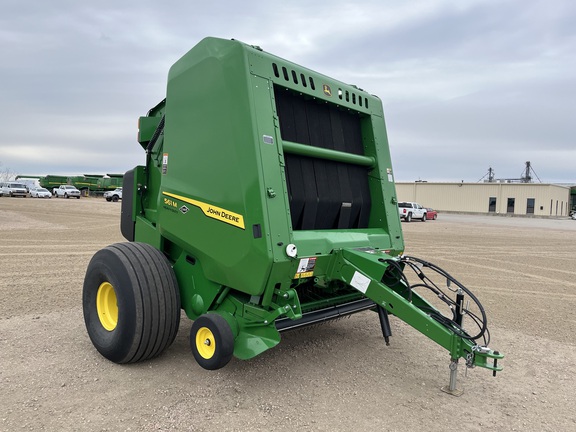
1, 197, 575, 431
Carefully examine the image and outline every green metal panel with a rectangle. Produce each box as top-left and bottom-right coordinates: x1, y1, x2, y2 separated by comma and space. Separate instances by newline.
39, 175, 68, 189
157, 39, 273, 297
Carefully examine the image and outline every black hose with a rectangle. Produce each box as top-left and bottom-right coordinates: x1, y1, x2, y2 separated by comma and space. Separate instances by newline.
393, 255, 489, 343
140, 115, 165, 217
145, 115, 165, 154
382, 259, 412, 301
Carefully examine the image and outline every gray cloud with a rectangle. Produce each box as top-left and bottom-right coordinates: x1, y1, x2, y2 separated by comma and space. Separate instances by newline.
1, 0, 574, 184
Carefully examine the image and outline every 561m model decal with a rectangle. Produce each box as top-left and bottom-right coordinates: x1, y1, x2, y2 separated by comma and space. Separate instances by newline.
162, 191, 245, 229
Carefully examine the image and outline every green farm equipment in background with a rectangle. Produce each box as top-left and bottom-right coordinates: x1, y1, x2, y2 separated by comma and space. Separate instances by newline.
17, 174, 124, 196
83, 37, 502, 394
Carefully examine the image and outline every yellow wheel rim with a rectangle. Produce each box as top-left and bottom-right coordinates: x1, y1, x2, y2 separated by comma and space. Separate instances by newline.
196, 327, 216, 359
96, 282, 118, 331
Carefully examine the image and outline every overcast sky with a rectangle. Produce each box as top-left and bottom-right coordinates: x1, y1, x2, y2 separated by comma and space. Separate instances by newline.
1, 0, 574, 183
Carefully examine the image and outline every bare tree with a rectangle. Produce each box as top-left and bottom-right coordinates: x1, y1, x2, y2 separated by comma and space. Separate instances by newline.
0, 161, 15, 182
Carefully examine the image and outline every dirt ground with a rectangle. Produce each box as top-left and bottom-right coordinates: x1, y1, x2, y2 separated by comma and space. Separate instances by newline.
1, 197, 575, 431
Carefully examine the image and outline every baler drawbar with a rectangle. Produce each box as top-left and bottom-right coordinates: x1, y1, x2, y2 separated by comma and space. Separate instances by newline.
83, 37, 502, 394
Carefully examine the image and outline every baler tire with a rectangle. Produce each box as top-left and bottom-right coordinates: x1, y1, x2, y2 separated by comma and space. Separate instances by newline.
82, 242, 181, 364
190, 314, 234, 370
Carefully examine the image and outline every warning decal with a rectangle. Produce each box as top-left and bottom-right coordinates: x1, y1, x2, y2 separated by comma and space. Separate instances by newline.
162, 153, 168, 174
294, 257, 316, 279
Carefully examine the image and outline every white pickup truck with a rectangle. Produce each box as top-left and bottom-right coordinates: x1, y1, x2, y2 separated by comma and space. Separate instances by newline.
53, 185, 81, 199
398, 201, 427, 222
1, 182, 28, 197
103, 187, 122, 202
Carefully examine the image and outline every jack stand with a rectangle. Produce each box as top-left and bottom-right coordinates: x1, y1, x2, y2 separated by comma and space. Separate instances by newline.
377, 305, 392, 345
441, 358, 464, 396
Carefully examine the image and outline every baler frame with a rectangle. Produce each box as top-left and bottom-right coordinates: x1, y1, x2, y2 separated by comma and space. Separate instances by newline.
83, 37, 503, 394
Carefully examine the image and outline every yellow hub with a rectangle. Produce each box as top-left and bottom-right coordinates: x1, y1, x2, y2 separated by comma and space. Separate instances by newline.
196, 327, 216, 359
96, 282, 118, 331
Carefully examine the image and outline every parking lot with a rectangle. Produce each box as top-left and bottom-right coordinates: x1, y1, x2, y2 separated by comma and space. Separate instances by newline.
1, 197, 575, 431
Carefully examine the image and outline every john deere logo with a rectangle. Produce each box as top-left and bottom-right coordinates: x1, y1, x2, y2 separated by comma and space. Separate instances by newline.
323, 84, 332, 97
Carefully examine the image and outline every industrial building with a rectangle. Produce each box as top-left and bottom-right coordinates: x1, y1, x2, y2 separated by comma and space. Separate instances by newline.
396, 182, 573, 217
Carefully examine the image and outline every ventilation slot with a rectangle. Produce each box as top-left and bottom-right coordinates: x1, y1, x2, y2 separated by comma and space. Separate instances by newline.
272, 64, 314, 90
272, 64, 369, 109
291, 70, 299, 84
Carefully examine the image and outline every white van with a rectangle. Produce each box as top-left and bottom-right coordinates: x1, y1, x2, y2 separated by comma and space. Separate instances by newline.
1, 182, 28, 197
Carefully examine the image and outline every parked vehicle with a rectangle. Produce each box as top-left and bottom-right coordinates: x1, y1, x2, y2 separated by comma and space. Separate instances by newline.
1, 182, 28, 197
30, 187, 52, 198
103, 187, 122, 202
425, 208, 438, 220
398, 201, 427, 222
53, 185, 81, 199
34, 174, 124, 196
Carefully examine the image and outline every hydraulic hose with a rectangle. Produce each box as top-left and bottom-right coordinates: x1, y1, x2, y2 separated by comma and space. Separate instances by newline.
141, 115, 166, 216
396, 255, 489, 344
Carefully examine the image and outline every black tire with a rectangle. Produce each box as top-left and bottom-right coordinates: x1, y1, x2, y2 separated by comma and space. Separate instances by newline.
106, 197, 112, 202
406, 212, 412, 222
83, 242, 181, 363
190, 313, 234, 370
65, 193, 69, 199
112, 195, 119, 202
76, 196, 80, 199
433, 214, 437, 220
422, 213, 427, 222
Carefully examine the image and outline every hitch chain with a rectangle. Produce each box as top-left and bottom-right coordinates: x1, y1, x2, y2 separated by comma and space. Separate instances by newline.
465, 352, 475, 368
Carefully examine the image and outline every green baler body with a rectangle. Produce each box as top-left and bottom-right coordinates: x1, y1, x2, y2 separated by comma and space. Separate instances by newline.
123, 37, 501, 370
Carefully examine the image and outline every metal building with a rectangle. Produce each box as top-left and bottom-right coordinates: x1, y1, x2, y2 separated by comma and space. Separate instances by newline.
396, 182, 571, 217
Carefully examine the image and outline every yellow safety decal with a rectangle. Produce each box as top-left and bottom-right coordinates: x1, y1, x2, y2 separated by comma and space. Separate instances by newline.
162, 192, 245, 230
294, 257, 316, 279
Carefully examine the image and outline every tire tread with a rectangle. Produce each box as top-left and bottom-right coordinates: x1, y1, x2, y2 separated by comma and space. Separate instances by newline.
83, 242, 180, 364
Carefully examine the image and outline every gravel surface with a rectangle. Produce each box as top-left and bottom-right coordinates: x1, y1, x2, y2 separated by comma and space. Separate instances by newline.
1, 198, 575, 431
